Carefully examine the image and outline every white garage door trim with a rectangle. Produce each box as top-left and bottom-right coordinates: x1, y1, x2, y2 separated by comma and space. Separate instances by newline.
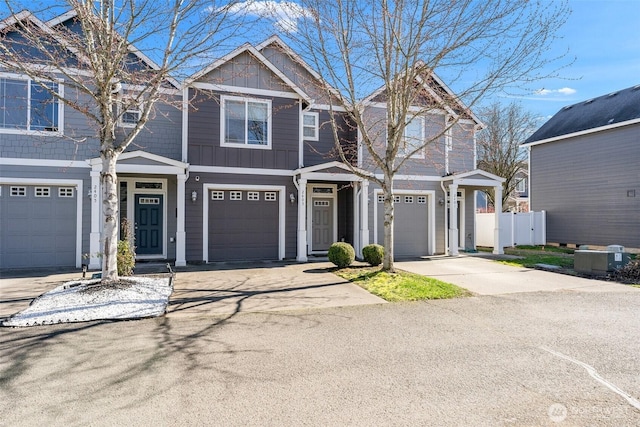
372, 189, 435, 256
202, 183, 286, 262
0, 177, 84, 268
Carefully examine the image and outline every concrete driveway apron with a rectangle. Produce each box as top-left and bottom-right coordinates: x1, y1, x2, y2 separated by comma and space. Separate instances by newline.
396, 255, 637, 295
165, 261, 386, 318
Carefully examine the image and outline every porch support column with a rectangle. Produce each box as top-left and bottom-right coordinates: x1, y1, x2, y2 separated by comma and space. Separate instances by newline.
448, 183, 459, 256
360, 180, 369, 255
297, 178, 308, 262
88, 169, 102, 270
175, 173, 187, 267
493, 186, 504, 255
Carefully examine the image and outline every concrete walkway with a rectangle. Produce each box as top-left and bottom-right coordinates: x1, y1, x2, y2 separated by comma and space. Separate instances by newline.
396, 254, 637, 295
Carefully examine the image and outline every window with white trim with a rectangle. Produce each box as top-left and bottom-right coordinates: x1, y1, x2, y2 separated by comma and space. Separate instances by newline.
119, 97, 143, 127
59, 187, 74, 197
393, 195, 401, 203
398, 116, 425, 159
515, 178, 526, 193
417, 195, 427, 204
0, 77, 61, 133
248, 192, 260, 201
211, 191, 224, 200
230, 191, 242, 200
35, 187, 50, 197
303, 112, 319, 141
265, 192, 276, 201
10, 186, 26, 196
404, 196, 414, 204
221, 95, 271, 148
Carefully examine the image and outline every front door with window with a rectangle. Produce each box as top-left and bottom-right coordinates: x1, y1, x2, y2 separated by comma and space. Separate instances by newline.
135, 194, 163, 255
312, 198, 333, 252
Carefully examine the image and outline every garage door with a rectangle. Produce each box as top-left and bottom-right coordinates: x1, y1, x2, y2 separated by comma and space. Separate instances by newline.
377, 194, 429, 258
0, 185, 77, 269
208, 189, 279, 262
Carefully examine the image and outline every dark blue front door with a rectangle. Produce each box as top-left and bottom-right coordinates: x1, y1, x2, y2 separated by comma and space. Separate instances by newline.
135, 194, 163, 255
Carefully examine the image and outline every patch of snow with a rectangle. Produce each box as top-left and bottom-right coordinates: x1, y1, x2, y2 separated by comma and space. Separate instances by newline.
2, 276, 173, 327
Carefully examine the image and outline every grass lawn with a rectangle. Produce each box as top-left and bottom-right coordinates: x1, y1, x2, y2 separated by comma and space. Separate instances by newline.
334, 266, 471, 302
478, 245, 575, 269
497, 253, 574, 269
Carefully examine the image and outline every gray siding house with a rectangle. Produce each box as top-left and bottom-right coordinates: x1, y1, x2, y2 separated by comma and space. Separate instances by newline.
524, 84, 640, 249
183, 37, 505, 263
1, 11, 506, 270
0, 11, 187, 270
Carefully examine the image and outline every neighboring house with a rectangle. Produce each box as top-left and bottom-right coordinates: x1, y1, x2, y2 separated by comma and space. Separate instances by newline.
476, 166, 529, 213
0, 11, 186, 270
183, 36, 505, 263
523, 84, 640, 249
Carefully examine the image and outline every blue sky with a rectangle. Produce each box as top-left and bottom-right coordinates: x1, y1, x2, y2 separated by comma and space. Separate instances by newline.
512, 0, 640, 119
2, 1, 638, 121
226, 0, 640, 120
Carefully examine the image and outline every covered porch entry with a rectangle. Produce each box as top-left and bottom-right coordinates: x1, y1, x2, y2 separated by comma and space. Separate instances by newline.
441, 170, 505, 256
294, 162, 368, 261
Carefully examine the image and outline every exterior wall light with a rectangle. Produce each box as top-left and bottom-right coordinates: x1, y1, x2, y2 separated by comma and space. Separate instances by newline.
289, 193, 296, 204
191, 190, 197, 202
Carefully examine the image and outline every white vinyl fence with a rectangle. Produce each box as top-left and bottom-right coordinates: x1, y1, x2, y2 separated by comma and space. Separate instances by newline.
476, 211, 546, 248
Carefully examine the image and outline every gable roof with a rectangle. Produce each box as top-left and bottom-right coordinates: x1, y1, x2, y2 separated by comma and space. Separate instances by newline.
0, 9, 88, 64
361, 62, 482, 127
524, 84, 640, 145
185, 42, 312, 103
46, 10, 180, 89
1, 9, 180, 89
256, 35, 348, 108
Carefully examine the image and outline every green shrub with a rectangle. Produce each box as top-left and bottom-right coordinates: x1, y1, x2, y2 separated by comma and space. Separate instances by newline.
328, 242, 355, 268
117, 218, 136, 276
362, 244, 384, 266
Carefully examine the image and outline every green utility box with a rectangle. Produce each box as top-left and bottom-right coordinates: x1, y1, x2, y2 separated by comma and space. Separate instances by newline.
574, 246, 631, 275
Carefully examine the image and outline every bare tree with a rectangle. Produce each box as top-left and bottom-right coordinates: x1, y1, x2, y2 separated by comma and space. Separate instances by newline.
476, 102, 537, 211
0, 0, 243, 281
289, 0, 569, 271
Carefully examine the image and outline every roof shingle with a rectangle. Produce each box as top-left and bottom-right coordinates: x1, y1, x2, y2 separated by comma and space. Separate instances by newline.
524, 84, 640, 144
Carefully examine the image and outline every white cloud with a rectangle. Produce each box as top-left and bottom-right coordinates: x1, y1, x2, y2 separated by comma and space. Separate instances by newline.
557, 87, 577, 95
225, 1, 314, 33
535, 87, 577, 96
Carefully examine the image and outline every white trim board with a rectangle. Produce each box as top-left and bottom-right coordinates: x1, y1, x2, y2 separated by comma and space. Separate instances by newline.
523, 117, 640, 147
306, 183, 338, 254
0, 177, 83, 268
202, 183, 286, 262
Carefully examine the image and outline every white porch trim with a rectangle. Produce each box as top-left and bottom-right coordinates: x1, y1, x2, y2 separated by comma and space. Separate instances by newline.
88, 151, 189, 267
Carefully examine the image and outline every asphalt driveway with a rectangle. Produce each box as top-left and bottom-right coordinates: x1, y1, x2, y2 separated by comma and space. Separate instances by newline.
2, 256, 636, 322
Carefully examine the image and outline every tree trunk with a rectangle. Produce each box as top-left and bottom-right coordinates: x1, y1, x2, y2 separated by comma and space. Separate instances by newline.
382, 176, 395, 272
101, 150, 119, 281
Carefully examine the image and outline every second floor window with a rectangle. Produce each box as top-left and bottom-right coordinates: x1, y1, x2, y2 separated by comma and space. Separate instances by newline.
515, 178, 526, 193
119, 97, 142, 127
221, 95, 271, 148
398, 116, 424, 159
303, 112, 318, 140
0, 76, 61, 133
